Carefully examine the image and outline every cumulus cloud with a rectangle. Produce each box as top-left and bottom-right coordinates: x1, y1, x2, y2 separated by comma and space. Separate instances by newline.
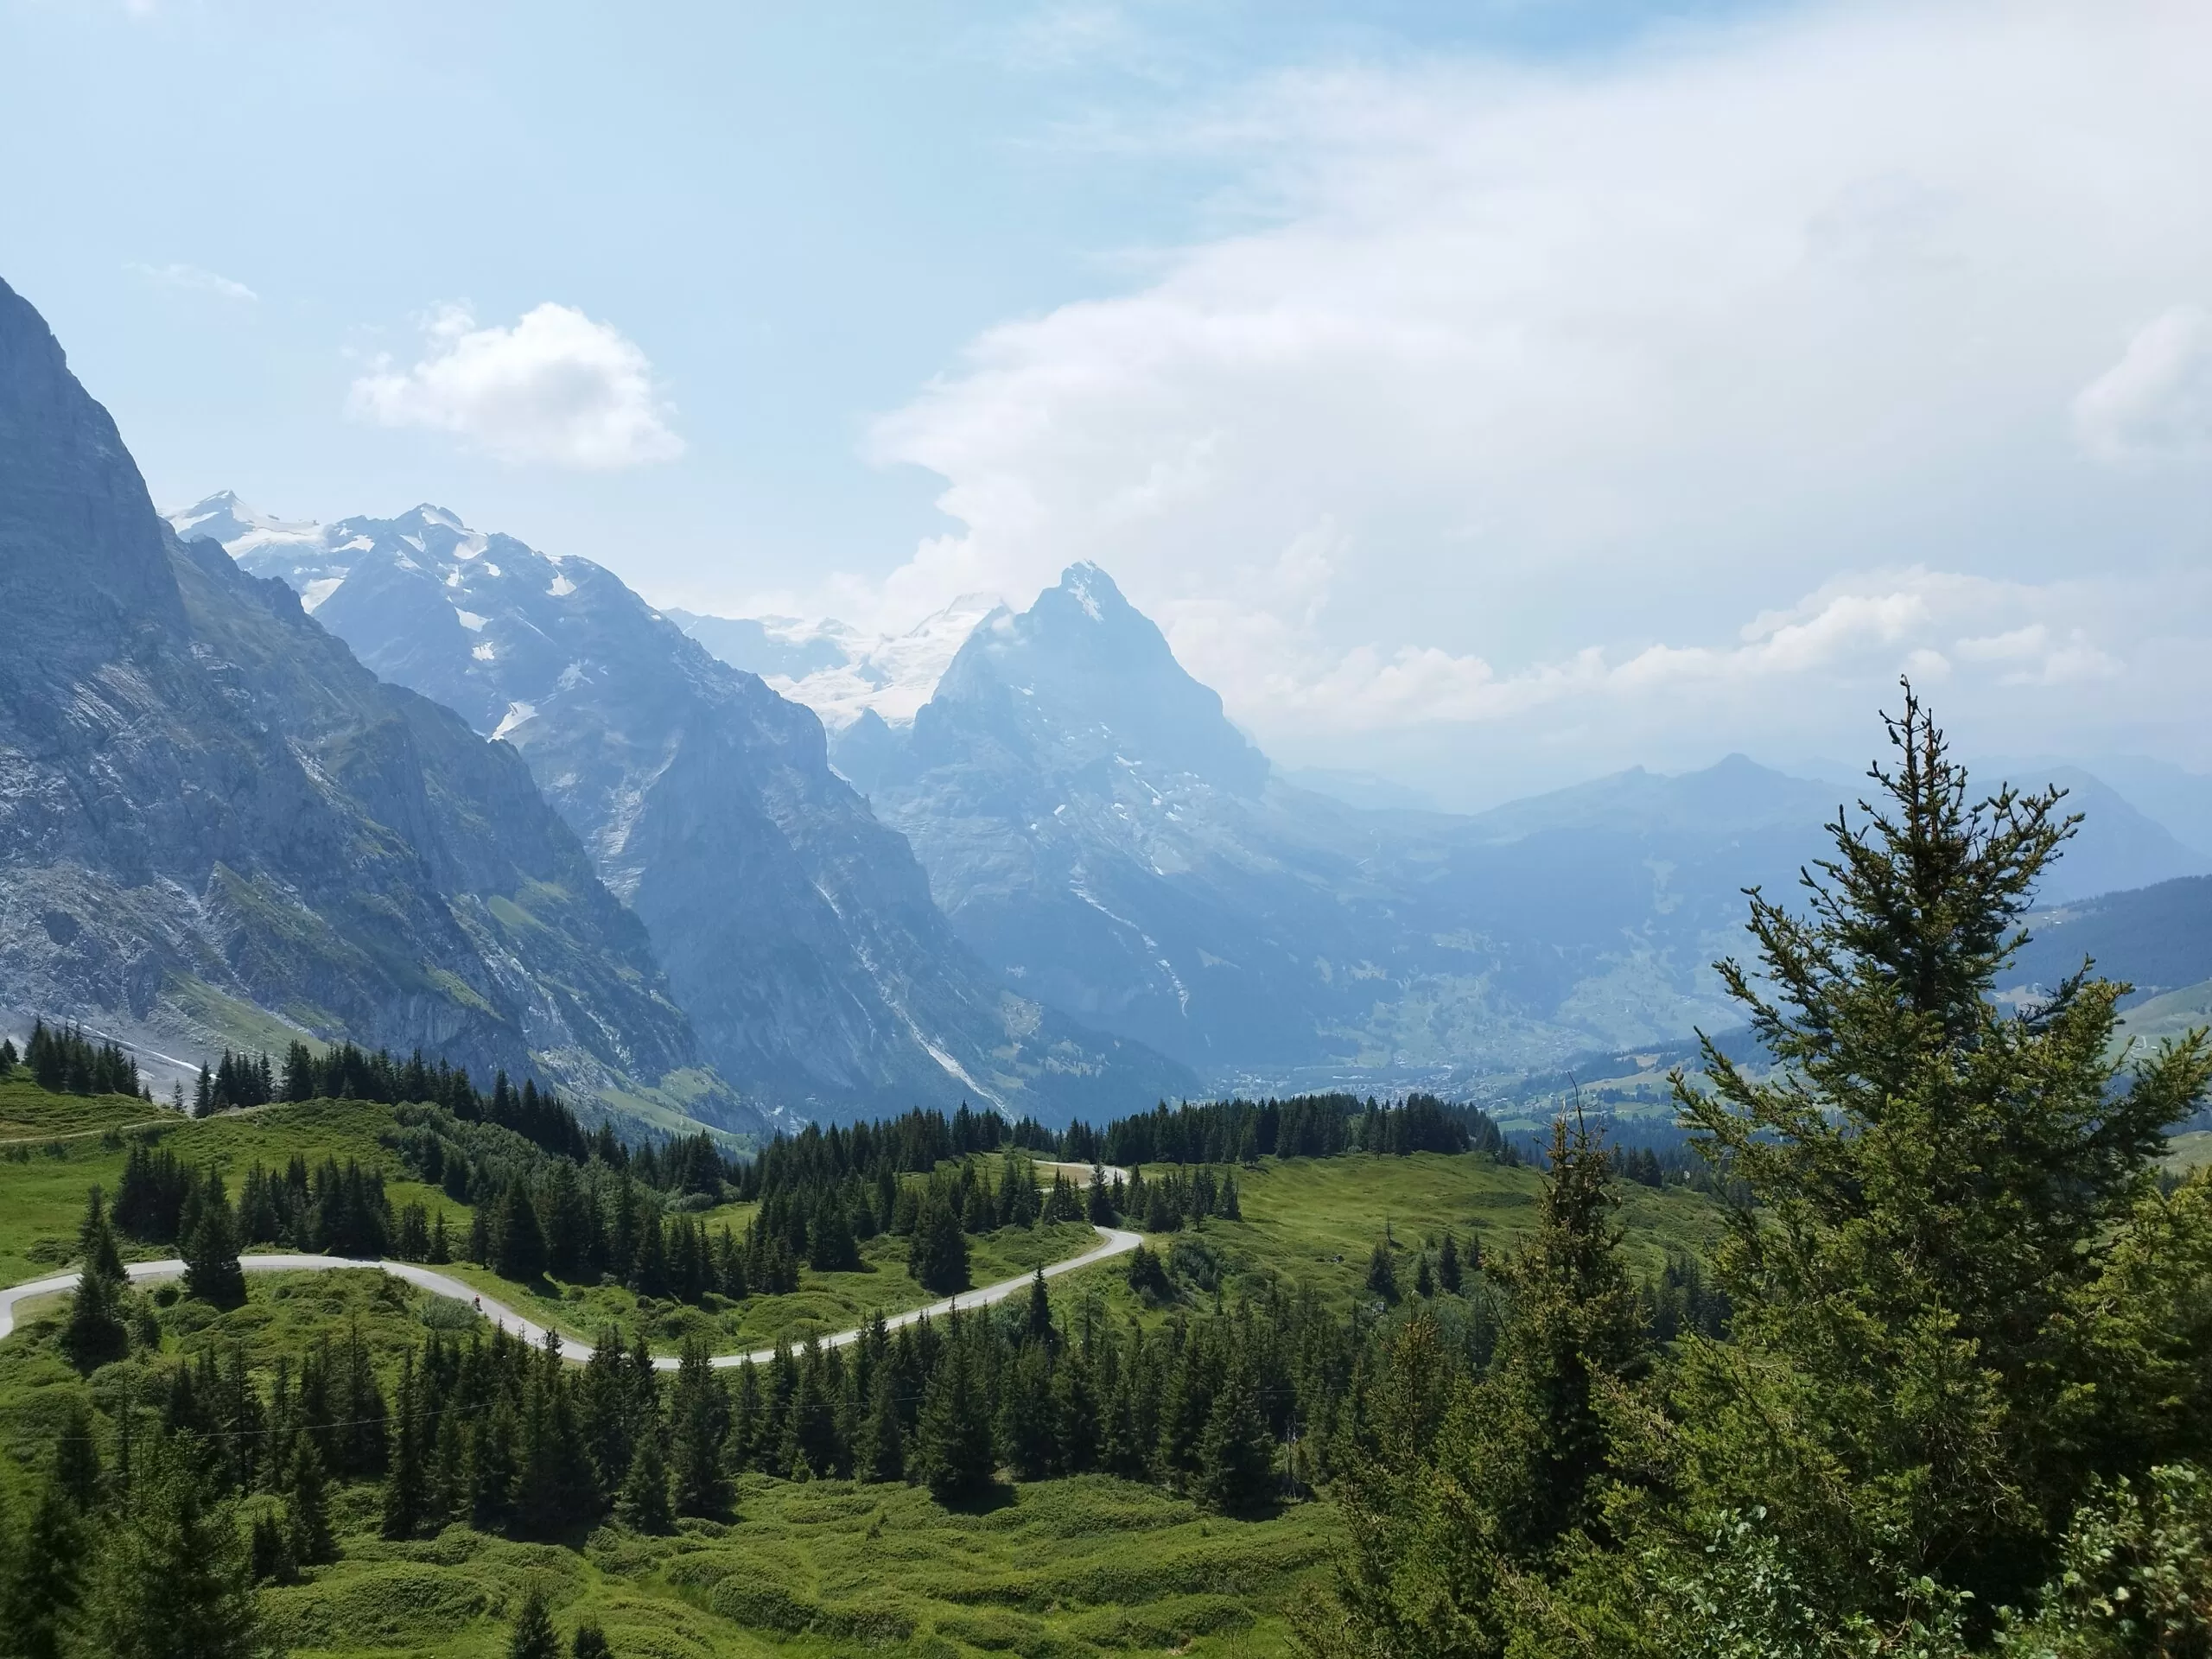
2075, 305, 2212, 466
130, 261, 257, 302
823, 0, 2212, 787
347, 302, 683, 468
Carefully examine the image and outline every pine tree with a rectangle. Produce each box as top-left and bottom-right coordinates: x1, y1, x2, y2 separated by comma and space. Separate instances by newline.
1197, 1348, 1275, 1513
669, 1337, 730, 1517
1364, 1240, 1398, 1305
382, 1353, 427, 1539
857, 1365, 906, 1484
908, 1192, 969, 1294
915, 1326, 995, 1500
1414, 1251, 1434, 1300
1437, 1230, 1463, 1294
283, 1436, 335, 1566
84, 1440, 260, 1659
52, 1395, 102, 1510
1673, 689, 2212, 1623
506, 1584, 561, 1659
494, 1179, 548, 1282
3, 1478, 84, 1659
61, 1187, 130, 1371
618, 1417, 673, 1532
181, 1175, 246, 1309
570, 1622, 613, 1659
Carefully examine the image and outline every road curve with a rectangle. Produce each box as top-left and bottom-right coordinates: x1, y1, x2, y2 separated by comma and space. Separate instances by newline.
0, 1226, 1144, 1372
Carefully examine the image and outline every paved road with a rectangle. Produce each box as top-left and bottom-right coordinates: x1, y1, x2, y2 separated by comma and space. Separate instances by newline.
0, 1226, 1143, 1372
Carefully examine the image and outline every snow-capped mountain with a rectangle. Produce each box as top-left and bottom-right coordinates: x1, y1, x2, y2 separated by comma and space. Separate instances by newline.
168, 495, 1194, 1122
667, 597, 1001, 731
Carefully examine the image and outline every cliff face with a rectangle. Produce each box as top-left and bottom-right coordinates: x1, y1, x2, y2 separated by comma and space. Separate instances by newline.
0, 278, 744, 1131
186, 500, 1194, 1122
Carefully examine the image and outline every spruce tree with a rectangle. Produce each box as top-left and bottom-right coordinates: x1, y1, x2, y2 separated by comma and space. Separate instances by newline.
84, 1441, 260, 1659
3, 1478, 84, 1659
995, 1342, 1056, 1481
857, 1366, 905, 1484
618, 1417, 674, 1532
382, 1353, 427, 1539
1672, 689, 2212, 1622
494, 1179, 547, 1283
570, 1622, 613, 1659
1305, 1115, 1647, 1657
283, 1436, 335, 1566
915, 1327, 994, 1500
52, 1395, 102, 1510
1363, 1241, 1398, 1305
1197, 1348, 1275, 1513
1437, 1230, 1463, 1294
61, 1187, 130, 1371
908, 1192, 969, 1294
506, 1585, 561, 1659
181, 1176, 246, 1309
669, 1337, 730, 1517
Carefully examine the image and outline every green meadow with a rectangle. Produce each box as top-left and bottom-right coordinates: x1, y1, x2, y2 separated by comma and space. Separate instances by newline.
0, 1080, 1730, 1656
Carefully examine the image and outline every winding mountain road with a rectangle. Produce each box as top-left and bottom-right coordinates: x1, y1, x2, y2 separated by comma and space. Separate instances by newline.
0, 1225, 1143, 1371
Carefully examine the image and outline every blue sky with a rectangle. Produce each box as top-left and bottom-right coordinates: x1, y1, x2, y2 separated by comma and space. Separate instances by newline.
4, 0, 2209, 803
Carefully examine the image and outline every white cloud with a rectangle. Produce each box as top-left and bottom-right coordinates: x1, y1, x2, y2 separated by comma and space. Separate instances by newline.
825, 0, 2212, 789
130, 261, 257, 302
347, 302, 683, 469
2075, 305, 2212, 466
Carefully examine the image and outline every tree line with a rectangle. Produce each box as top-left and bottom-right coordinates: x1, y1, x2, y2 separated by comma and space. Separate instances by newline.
2, 1021, 149, 1101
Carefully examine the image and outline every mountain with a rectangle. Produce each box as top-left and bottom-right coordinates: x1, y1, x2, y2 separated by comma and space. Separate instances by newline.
831, 563, 1829, 1088
668, 597, 1001, 730
2005, 875, 2212, 1007
175, 500, 1194, 1122
0, 280, 740, 1132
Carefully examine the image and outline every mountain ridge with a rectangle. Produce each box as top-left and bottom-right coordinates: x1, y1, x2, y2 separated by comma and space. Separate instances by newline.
177, 495, 1196, 1123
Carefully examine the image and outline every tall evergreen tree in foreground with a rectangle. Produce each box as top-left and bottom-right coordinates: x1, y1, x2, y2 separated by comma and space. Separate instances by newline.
1670, 686, 2212, 1628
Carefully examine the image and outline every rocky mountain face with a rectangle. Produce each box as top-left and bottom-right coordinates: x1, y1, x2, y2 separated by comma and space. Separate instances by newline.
828, 567, 1853, 1087
0, 280, 741, 1132
178, 500, 1193, 1122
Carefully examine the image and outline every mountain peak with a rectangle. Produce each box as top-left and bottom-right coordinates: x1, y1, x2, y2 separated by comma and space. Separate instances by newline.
925, 558, 1268, 794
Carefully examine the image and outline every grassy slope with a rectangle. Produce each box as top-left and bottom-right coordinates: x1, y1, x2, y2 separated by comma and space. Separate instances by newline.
0, 1267, 1330, 1658
0, 1081, 1728, 1658
0, 1086, 1108, 1356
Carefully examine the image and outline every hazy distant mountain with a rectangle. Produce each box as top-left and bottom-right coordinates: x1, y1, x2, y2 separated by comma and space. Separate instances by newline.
2006, 875, 2212, 1007
2084, 756, 2212, 857
176, 499, 1192, 1122
831, 563, 1836, 1087
0, 280, 734, 1130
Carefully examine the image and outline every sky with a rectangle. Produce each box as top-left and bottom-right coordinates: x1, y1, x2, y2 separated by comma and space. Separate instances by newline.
3, 0, 2209, 808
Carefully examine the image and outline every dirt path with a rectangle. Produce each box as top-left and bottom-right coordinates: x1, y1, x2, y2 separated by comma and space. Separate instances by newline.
0, 1225, 1144, 1371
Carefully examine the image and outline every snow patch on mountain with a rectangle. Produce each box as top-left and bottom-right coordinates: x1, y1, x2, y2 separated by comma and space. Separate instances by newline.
667, 596, 1001, 729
